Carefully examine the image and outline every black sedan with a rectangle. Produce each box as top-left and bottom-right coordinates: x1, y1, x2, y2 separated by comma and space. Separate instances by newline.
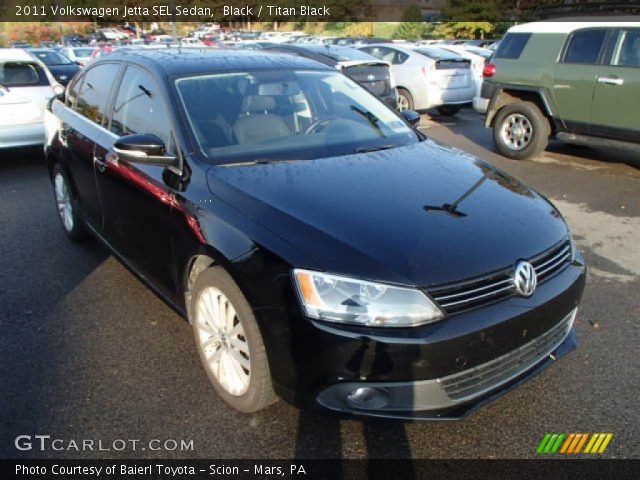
45, 49, 585, 419
28, 49, 81, 85
263, 44, 397, 109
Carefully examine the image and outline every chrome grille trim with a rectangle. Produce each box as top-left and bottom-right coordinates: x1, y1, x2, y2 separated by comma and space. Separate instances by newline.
427, 239, 572, 314
440, 308, 576, 401
439, 284, 514, 309
435, 278, 513, 302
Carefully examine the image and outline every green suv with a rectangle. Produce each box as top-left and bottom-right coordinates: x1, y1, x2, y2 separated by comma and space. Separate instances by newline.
475, 21, 640, 159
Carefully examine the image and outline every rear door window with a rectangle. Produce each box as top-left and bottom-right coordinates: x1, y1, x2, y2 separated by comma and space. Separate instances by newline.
495, 33, 531, 59
611, 29, 640, 68
0, 61, 49, 87
74, 63, 120, 125
562, 29, 608, 64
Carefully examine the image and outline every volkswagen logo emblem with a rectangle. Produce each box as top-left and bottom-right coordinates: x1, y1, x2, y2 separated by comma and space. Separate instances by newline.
367, 74, 376, 81
513, 261, 537, 297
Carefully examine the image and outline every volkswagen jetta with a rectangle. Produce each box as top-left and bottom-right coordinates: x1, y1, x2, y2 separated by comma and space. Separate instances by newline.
45, 49, 586, 419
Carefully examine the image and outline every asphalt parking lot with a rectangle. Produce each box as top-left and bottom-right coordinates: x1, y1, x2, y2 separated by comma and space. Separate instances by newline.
1, 108, 638, 460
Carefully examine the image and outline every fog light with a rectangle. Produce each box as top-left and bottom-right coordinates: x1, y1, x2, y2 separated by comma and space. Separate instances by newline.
346, 386, 390, 410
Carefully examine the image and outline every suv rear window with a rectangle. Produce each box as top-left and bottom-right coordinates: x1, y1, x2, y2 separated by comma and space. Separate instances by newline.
562, 30, 607, 64
495, 33, 531, 59
0, 61, 49, 87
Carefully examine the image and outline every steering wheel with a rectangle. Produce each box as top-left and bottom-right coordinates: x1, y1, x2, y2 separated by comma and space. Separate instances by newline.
305, 116, 341, 135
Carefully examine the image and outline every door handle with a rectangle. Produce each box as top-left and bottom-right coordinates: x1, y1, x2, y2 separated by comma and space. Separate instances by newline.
597, 76, 624, 86
93, 155, 107, 173
94, 152, 118, 173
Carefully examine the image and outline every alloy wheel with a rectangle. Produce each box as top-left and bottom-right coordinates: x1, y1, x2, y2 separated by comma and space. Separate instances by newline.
396, 94, 410, 112
54, 172, 74, 232
500, 113, 533, 151
195, 287, 251, 396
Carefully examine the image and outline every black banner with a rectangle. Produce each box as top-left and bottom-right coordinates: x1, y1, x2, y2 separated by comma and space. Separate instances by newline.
1, 0, 640, 22
2, 459, 640, 480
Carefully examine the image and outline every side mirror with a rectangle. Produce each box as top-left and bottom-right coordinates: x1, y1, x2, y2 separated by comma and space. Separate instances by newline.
113, 133, 180, 171
400, 110, 421, 127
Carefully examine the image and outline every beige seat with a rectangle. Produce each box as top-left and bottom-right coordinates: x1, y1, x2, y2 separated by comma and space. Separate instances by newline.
233, 95, 291, 145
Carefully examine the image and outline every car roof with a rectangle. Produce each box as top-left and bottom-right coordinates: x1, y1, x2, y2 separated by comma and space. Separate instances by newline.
274, 44, 376, 59
0, 48, 38, 61
105, 47, 332, 76
509, 20, 640, 34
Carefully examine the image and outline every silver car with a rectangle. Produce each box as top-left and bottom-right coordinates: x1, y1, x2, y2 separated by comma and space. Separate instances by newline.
359, 44, 475, 116
58, 46, 97, 67
0, 49, 63, 149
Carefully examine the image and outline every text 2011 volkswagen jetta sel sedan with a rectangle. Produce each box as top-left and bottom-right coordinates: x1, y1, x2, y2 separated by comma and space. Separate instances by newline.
45, 49, 586, 419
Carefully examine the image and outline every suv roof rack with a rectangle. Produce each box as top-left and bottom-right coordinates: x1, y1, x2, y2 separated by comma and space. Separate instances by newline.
534, 1, 640, 20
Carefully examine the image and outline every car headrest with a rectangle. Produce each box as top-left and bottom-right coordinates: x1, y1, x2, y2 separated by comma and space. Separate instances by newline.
241, 95, 276, 114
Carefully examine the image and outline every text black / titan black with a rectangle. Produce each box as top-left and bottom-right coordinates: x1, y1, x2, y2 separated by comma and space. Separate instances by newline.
46, 48, 585, 419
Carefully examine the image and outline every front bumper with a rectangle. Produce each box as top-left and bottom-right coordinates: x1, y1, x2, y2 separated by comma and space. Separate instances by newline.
259, 257, 585, 420
0, 122, 45, 149
317, 309, 577, 419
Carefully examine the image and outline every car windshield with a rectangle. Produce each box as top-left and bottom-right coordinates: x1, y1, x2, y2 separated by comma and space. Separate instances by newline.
31, 51, 73, 65
72, 48, 94, 57
0, 61, 49, 87
176, 69, 419, 165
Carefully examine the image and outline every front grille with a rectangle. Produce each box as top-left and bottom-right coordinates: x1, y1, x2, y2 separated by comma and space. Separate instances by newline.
427, 238, 572, 315
440, 309, 576, 401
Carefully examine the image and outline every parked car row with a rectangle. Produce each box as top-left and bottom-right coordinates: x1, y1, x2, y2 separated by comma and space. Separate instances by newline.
234, 42, 487, 114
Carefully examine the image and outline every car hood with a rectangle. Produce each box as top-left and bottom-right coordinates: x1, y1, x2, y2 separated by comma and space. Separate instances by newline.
206, 140, 568, 287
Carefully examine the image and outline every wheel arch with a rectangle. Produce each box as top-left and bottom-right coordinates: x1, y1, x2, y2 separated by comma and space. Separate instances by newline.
487, 88, 556, 130
183, 246, 229, 324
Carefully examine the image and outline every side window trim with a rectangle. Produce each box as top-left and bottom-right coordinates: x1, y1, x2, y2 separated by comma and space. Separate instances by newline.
560, 28, 613, 66
103, 62, 126, 128
66, 72, 85, 109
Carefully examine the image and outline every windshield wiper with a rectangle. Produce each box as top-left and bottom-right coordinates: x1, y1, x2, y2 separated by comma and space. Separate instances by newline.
221, 158, 298, 167
355, 144, 397, 154
350, 105, 384, 137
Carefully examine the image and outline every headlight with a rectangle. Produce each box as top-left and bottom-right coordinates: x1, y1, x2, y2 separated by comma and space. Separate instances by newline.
292, 269, 444, 327
569, 231, 577, 262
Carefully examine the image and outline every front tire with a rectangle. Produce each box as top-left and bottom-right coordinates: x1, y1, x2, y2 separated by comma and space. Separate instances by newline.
52, 164, 89, 241
493, 101, 550, 160
190, 266, 277, 413
396, 88, 414, 112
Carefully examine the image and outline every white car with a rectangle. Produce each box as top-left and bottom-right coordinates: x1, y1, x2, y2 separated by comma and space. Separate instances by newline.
438, 45, 492, 97
58, 47, 97, 67
0, 49, 63, 149
359, 44, 475, 115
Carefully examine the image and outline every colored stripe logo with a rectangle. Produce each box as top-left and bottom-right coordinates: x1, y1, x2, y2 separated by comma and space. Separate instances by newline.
537, 433, 613, 454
